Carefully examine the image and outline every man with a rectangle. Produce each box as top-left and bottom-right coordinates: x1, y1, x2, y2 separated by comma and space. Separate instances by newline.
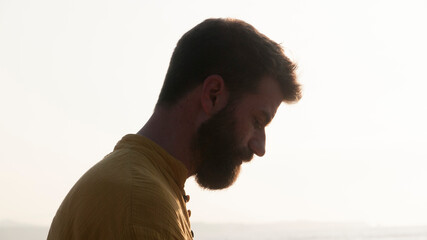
48, 18, 301, 239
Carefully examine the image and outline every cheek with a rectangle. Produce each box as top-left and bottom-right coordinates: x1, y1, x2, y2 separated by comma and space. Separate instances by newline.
235, 122, 254, 144
232, 108, 256, 144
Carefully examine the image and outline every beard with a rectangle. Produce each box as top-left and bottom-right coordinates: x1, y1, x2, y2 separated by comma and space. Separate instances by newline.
192, 103, 254, 190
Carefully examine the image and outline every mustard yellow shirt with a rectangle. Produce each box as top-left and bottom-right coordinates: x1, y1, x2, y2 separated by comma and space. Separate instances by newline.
48, 134, 193, 239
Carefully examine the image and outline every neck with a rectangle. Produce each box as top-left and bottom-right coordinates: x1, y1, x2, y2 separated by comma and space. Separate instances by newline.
137, 105, 198, 177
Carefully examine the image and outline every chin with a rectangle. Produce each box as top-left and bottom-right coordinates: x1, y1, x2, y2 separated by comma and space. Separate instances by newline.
195, 164, 241, 190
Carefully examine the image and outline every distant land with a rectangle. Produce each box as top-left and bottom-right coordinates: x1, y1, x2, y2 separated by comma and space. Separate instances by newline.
1, 220, 427, 240
0, 220, 48, 240
192, 221, 427, 240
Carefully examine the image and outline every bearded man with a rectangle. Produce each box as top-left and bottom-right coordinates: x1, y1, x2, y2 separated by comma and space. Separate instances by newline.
48, 18, 301, 240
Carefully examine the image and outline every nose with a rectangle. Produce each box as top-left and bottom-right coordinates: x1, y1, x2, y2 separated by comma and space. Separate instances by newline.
248, 129, 266, 157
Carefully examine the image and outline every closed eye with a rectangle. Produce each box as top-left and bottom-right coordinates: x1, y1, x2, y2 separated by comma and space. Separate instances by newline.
253, 118, 263, 130
253, 110, 272, 129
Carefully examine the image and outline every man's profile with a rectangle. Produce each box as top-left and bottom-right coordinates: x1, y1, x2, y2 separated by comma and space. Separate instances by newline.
47, 18, 301, 239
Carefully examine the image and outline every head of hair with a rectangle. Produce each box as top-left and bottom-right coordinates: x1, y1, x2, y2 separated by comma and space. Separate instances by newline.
156, 18, 301, 107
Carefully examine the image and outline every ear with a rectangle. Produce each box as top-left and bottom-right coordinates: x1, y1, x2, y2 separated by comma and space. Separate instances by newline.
200, 74, 229, 115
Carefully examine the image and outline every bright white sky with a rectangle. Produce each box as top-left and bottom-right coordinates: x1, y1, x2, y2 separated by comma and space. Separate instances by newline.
1, 0, 426, 227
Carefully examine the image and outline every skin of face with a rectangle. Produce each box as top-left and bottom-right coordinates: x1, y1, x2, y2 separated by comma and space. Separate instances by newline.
193, 76, 284, 190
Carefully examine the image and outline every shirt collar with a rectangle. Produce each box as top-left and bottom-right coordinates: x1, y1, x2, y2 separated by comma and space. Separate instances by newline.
114, 134, 188, 190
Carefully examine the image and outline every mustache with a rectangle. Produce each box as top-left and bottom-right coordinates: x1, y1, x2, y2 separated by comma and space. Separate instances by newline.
239, 149, 254, 163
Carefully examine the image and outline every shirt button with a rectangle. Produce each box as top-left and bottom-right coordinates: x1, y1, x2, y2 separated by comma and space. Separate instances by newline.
187, 209, 191, 217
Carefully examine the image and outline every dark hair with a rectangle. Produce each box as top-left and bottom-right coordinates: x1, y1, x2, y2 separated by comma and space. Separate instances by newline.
157, 18, 301, 107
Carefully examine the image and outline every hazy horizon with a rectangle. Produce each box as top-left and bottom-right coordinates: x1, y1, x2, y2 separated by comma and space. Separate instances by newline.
2, 220, 427, 240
